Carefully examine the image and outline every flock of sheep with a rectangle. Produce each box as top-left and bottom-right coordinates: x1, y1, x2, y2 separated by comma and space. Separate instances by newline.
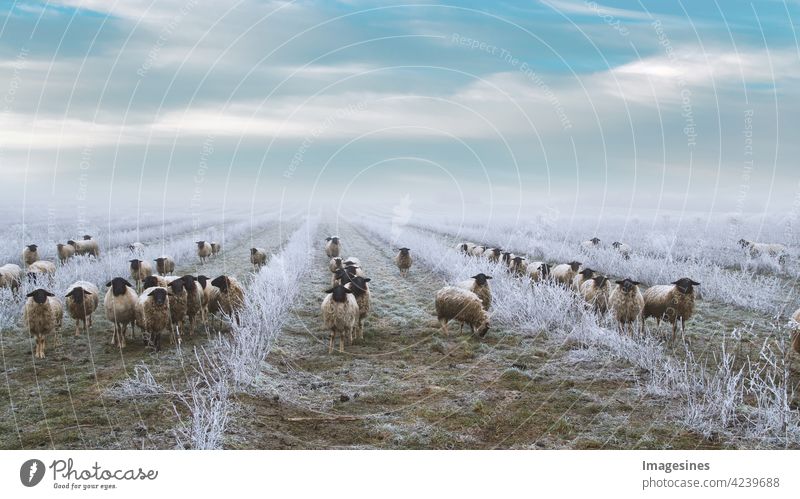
0, 236, 269, 359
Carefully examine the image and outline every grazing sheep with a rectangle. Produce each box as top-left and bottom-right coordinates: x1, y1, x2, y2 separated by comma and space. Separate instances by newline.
154, 256, 175, 276
434, 286, 490, 337
325, 236, 341, 258
580, 275, 611, 313
250, 247, 267, 270
455, 242, 475, 255
455, 273, 492, 310
165, 278, 187, 345
572, 267, 596, 292
643, 278, 700, 343
738, 239, 788, 264
67, 238, 100, 257
470, 245, 486, 257
128, 242, 145, 254
0, 263, 23, 291
56, 243, 76, 264
135, 287, 170, 351
27, 260, 56, 278
23, 289, 63, 359
210, 241, 221, 255
581, 237, 601, 251
791, 307, 800, 355
509, 256, 527, 276
22, 244, 39, 267
104, 277, 137, 348
501, 251, 515, 268
527, 261, 551, 283
551, 261, 581, 287
210, 275, 244, 324
64, 281, 99, 336
485, 248, 503, 263
344, 276, 371, 340
612, 241, 631, 259
129, 259, 153, 289
321, 284, 359, 353
609, 278, 644, 336
181, 275, 206, 335
395, 248, 412, 277
196, 241, 212, 263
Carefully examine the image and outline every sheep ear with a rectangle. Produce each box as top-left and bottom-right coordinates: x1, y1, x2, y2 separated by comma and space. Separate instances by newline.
105, 281, 112, 287
486, 275, 492, 279
631, 281, 640, 286
324, 288, 335, 293
364, 278, 371, 282
125, 280, 134, 287
45, 291, 54, 296
691, 280, 700, 286
26, 291, 35, 297
615, 280, 624, 285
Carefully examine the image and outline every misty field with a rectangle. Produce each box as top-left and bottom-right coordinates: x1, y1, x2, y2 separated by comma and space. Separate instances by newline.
1, 209, 799, 449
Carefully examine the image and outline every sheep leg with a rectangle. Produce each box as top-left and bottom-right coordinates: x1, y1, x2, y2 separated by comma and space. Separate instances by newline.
358, 318, 364, 340
328, 330, 335, 354
439, 318, 449, 336
41, 336, 46, 358
339, 332, 345, 353
74, 321, 80, 336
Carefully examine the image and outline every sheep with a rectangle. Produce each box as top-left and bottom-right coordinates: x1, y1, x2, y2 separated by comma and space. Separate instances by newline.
581, 237, 601, 251
129, 259, 153, 290
455, 242, 475, 255
210, 275, 244, 324
321, 284, 359, 353
609, 278, 644, 336
571, 267, 596, 292
343, 256, 362, 270
181, 275, 206, 335
250, 247, 267, 270
154, 256, 175, 276
325, 236, 341, 258
501, 251, 515, 268
22, 244, 39, 267
196, 275, 217, 314
67, 238, 100, 257
509, 256, 527, 276
135, 286, 170, 351
612, 241, 631, 259
210, 241, 221, 255
394, 248, 412, 277
470, 245, 486, 257
22, 288, 63, 359
56, 243, 76, 263
64, 281, 99, 336
484, 248, 503, 262
738, 239, 788, 264
165, 278, 188, 345
128, 242, 145, 255
791, 307, 800, 355
455, 273, 492, 310
196, 241, 212, 263
142, 275, 167, 288
434, 286, 490, 337
643, 277, 700, 343
527, 261, 551, 283
580, 275, 611, 313
550, 261, 581, 287
104, 277, 137, 348
344, 276, 371, 340
27, 261, 56, 282
329, 256, 344, 274
0, 263, 23, 291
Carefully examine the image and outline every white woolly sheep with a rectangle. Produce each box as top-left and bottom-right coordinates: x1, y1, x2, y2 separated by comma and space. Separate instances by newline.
165, 278, 188, 345
455, 273, 492, 310
581, 237, 601, 251
210, 275, 245, 324
321, 284, 359, 353
612, 241, 631, 259
509, 255, 527, 276
196, 241, 212, 263
455, 242, 476, 255
344, 276, 371, 340
501, 251, 515, 268
22, 244, 39, 267
580, 275, 611, 313
791, 307, 800, 355
129, 259, 153, 290
484, 248, 503, 262
65, 281, 99, 336
180, 275, 206, 336
104, 277, 137, 348
550, 261, 582, 287
154, 256, 175, 276
135, 286, 170, 351
325, 236, 341, 258
609, 278, 644, 336
470, 245, 486, 257
643, 277, 700, 343
527, 261, 551, 283
343, 256, 362, 270
67, 238, 100, 257
572, 267, 596, 291
329, 256, 344, 274
27, 261, 56, 282
738, 239, 788, 264
250, 247, 267, 270
394, 248, 412, 277
435, 286, 490, 337
210, 241, 221, 255
0, 263, 23, 291
196, 275, 219, 318
128, 242, 145, 254
56, 243, 76, 264
23, 288, 63, 359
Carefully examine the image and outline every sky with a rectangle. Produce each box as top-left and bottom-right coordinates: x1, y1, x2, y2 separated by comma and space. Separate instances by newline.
0, 0, 799, 219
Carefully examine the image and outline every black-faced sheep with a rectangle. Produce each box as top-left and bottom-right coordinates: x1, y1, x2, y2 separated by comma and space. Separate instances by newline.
643, 277, 700, 343
210, 241, 221, 255
344, 276, 371, 340
321, 284, 358, 353
791, 307, 800, 355
509, 256, 527, 276
551, 261, 581, 287
104, 277, 137, 348
394, 248, 412, 277
612, 241, 631, 259
65, 281, 99, 336
0, 263, 23, 292
325, 236, 341, 258
56, 243, 76, 263
527, 261, 551, 283
470, 245, 486, 257
455, 242, 475, 255
22, 244, 39, 267
23, 288, 63, 359
250, 247, 267, 270
572, 267, 596, 291
67, 238, 100, 257
455, 273, 492, 310
434, 286, 490, 337
581, 237, 601, 251
129, 259, 153, 290
738, 239, 788, 264
609, 278, 644, 336
484, 248, 502, 263
196, 241, 212, 263
210, 275, 244, 324
166, 278, 187, 345
580, 275, 610, 313
154, 256, 175, 276
135, 287, 170, 351
128, 242, 145, 255
180, 275, 206, 336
